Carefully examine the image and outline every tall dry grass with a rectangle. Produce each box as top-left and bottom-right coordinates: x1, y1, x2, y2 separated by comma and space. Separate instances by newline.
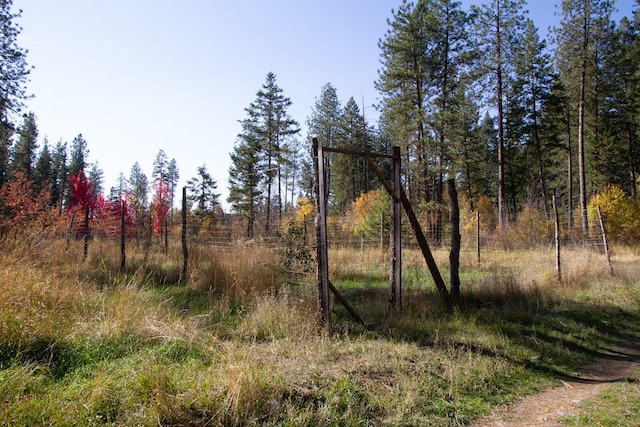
1, 233, 639, 425
187, 242, 282, 297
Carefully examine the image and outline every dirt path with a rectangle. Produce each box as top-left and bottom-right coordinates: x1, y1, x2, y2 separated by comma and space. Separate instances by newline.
472, 340, 640, 427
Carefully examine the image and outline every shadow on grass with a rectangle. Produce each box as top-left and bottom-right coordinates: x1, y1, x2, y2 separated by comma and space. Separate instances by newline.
329, 281, 640, 384
78, 256, 185, 291
0, 333, 141, 379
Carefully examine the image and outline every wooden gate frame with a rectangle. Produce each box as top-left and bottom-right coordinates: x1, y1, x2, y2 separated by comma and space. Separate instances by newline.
312, 138, 450, 328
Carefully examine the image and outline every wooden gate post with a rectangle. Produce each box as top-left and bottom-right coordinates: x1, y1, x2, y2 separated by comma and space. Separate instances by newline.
313, 138, 331, 326
389, 146, 402, 310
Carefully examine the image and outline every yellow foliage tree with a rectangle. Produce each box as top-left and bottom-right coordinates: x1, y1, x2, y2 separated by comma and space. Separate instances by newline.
295, 196, 314, 222
588, 185, 640, 240
466, 195, 497, 235
350, 189, 389, 238
510, 204, 554, 244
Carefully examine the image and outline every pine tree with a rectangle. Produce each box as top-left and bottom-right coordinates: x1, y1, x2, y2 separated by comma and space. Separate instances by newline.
33, 136, 52, 195
167, 158, 179, 208
151, 149, 178, 209
0, 122, 10, 188
109, 172, 128, 204
128, 162, 148, 210
0, 0, 30, 117
507, 19, 556, 217
8, 111, 38, 180
538, 77, 573, 225
152, 149, 169, 183
332, 97, 370, 214
127, 161, 148, 242
50, 140, 67, 209
618, 5, 640, 199
307, 83, 342, 148
376, 0, 430, 203
231, 73, 299, 234
68, 134, 88, 177
472, 0, 527, 228
0, 0, 31, 188
280, 137, 304, 213
600, 10, 639, 198
450, 85, 497, 210
228, 131, 262, 238
88, 161, 104, 203
252, 73, 299, 232
306, 83, 343, 205
554, 0, 615, 232
421, 0, 474, 242
423, 0, 473, 206
187, 164, 220, 218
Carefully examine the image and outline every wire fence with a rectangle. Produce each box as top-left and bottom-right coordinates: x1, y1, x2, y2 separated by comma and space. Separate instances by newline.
75, 209, 612, 265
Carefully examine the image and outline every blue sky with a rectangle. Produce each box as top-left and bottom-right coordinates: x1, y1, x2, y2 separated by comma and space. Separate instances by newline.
15, 0, 635, 209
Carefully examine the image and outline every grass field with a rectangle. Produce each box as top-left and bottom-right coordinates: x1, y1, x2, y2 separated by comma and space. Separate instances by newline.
1, 236, 639, 426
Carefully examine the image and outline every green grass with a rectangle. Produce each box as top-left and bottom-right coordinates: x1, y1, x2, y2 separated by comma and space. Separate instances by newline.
1, 240, 639, 425
562, 380, 640, 426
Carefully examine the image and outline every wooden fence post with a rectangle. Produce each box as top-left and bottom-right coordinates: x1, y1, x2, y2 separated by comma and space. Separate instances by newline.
120, 201, 126, 273
313, 138, 331, 327
476, 211, 481, 264
380, 211, 384, 256
164, 216, 169, 256
181, 187, 188, 282
389, 146, 402, 311
596, 205, 613, 274
66, 212, 75, 252
553, 195, 561, 282
83, 203, 89, 261
448, 179, 460, 301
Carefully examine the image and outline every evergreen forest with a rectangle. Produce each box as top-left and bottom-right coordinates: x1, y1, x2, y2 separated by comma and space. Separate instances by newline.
2, 0, 640, 242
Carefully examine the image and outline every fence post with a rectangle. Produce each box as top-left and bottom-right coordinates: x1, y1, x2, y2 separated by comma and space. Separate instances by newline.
120, 201, 126, 273
389, 146, 402, 311
164, 216, 169, 256
553, 195, 561, 282
448, 179, 460, 301
476, 211, 481, 264
380, 211, 384, 256
596, 205, 613, 274
66, 212, 75, 252
313, 138, 331, 327
181, 187, 188, 282
83, 203, 89, 261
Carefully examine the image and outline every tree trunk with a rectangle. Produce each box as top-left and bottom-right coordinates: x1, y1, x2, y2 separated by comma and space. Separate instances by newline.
567, 110, 574, 230
578, 11, 589, 234
265, 149, 273, 234
531, 82, 548, 219
496, 6, 506, 231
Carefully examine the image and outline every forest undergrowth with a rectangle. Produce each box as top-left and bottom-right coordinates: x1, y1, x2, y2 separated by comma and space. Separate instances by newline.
1, 237, 639, 426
